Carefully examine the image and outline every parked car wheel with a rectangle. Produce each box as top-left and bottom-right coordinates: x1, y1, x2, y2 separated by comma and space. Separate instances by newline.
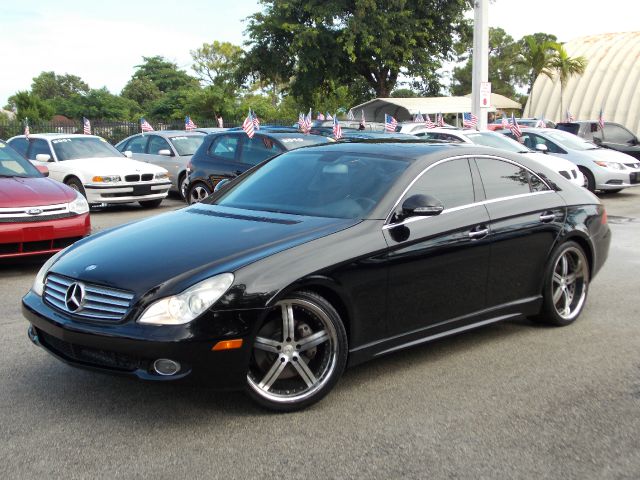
187, 182, 211, 205
65, 177, 86, 198
246, 291, 348, 412
578, 167, 595, 192
179, 173, 189, 200
139, 199, 163, 209
533, 241, 590, 327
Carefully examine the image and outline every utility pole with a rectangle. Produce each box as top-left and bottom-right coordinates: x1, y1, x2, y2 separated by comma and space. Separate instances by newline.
471, 0, 489, 130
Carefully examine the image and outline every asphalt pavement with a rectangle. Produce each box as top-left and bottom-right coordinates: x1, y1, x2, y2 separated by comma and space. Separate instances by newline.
1, 192, 639, 479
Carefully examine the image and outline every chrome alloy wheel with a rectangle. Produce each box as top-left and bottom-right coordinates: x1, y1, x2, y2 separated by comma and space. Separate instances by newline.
247, 298, 339, 405
188, 184, 210, 204
551, 246, 589, 320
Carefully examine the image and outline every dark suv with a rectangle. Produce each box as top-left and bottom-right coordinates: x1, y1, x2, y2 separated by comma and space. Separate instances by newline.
556, 121, 640, 160
185, 131, 330, 204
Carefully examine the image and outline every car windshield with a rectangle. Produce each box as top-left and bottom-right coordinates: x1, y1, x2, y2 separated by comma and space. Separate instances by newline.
543, 130, 598, 151
0, 142, 41, 178
465, 132, 530, 153
51, 137, 123, 160
213, 150, 409, 219
170, 135, 205, 156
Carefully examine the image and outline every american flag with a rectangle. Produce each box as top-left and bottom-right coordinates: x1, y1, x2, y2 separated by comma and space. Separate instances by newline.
414, 112, 424, 122
298, 112, 305, 131
242, 111, 255, 138
509, 113, 522, 137
437, 113, 445, 127
384, 114, 398, 132
251, 110, 260, 130
317, 112, 325, 120
535, 116, 547, 128
304, 109, 312, 133
24, 120, 30, 139
347, 109, 355, 121
140, 118, 154, 132
598, 108, 605, 130
326, 112, 333, 120
463, 112, 478, 129
185, 115, 197, 130
333, 115, 342, 140
566, 109, 575, 122
360, 109, 366, 127
424, 114, 436, 129
501, 113, 509, 129
83, 117, 91, 135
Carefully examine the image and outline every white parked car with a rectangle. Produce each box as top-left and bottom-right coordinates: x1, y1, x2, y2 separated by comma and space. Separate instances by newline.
8, 134, 171, 208
499, 128, 640, 193
412, 128, 585, 188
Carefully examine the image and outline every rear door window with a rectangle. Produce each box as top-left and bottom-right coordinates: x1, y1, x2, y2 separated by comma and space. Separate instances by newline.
240, 135, 285, 166
475, 157, 537, 199
125, 135, 149, 153
208, 135, 240, 162
602, 124, 635, 144
404, 158, 475, 209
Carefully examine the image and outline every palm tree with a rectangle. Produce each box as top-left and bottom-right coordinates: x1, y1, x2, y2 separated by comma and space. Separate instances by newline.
549, 45, 588, 120
515, 37, 558, 115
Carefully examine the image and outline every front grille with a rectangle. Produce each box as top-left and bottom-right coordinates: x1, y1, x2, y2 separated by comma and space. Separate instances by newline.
37, 328, 144, 371
44, 273, 135, 322
0, 212, 75, 223
141, 173, 154, 181
125, 174, 140, 182
0, 202, 71, 222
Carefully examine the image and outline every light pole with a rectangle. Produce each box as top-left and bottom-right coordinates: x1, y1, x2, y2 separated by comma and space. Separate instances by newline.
471, 0, 489, 130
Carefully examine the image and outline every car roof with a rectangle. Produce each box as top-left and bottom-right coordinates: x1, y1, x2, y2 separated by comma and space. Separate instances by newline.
151, 130, 206, 136
10, 133, 101, 140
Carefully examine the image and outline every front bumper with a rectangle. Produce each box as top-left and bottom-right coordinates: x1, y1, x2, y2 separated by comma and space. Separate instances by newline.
22, 291, 263, 389
0, 213, 90, 258
595, 169, 640, 190
84, 181, 171, 204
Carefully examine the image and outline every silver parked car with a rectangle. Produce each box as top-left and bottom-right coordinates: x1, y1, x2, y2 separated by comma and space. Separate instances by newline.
115, 131, 206, 198
500, 128, 640, 193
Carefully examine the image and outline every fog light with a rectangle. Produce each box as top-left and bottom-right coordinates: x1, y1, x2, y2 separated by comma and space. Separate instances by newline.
152, 358, 181, 376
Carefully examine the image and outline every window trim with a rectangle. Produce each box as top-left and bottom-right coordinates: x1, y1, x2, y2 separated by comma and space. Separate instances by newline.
384, 154, 553, 228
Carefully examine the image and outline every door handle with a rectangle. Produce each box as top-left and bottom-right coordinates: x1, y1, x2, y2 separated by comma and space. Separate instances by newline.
539, 212, 556, 223
468, 228, 489, 239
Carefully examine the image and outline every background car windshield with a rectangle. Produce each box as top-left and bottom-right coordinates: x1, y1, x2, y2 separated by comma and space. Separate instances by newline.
466, 132, 529, 153
170, 136, 205, 156
52, 137, 122, 160
544, 130, 597, 150
0, 142, 41, 177
215, 151, 409, 219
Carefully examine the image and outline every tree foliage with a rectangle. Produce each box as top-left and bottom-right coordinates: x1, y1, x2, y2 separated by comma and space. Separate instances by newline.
31, 71, 89, 100
548, 44, 588, 116
191, 41, 243, 89
131, 56, 199, 93
6, 91, 54, 121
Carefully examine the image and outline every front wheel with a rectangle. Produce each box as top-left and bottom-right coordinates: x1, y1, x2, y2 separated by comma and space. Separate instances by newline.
187, 182, 211, 205
533, 241, 590, 326
139, 199, 163, 208
246, 291, 348, 412
65, 177, 86, 198
578, 167, 595, 192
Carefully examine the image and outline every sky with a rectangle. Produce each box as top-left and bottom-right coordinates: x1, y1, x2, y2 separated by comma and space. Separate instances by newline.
1, 0, 638, 107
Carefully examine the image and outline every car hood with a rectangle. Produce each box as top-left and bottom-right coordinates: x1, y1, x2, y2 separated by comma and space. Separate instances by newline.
0, 177, 75, 207
525, 152, 578, 172
577, 147, 638, 164
50, 204, 359, 296
56, 157, 167, 174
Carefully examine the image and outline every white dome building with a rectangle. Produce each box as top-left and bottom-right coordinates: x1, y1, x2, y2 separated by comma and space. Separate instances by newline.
524, 32, 640, 135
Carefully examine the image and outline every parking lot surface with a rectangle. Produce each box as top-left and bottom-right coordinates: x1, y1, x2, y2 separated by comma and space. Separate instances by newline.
1, 192, 639, 479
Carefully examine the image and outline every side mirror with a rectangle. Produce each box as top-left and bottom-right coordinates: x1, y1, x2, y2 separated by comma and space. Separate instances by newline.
535, 144, 548, 153
35, 153, 51, 162
123, 150, 133, 158
36, 165, 49, 177
214, 178, 230, 192
399, 194, 444, 220
158, 149, 172, 157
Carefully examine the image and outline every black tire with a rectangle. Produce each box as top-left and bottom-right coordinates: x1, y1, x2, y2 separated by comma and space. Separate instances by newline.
187, 182, 211, 205
532, 241, 590, 327
245, 290, 348, 412
64, 177, 86, 198
178, 172, 189, 200
578, 167, 595, 192
138, 199, 163, 208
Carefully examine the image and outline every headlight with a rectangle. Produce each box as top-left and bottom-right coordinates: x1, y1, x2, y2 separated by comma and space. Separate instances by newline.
154, 172, 169, 180
138, 273, 234, 325
68, 190, 89, 215
32, 248, 69, 296
593, 161, 625, 170
92, 175, 121, 182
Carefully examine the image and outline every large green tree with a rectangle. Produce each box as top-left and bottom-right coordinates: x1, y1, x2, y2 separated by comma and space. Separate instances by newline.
131, 56, 199, 93
242, 0, 470, 104
191, 41, 243, 88
31, 71, 89, 100
515, 34, 558, 111
121, 77, 163, 110
5, 91, 54, 121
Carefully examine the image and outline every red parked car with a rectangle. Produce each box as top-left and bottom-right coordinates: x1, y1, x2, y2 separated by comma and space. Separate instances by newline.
0, 140, 90, 258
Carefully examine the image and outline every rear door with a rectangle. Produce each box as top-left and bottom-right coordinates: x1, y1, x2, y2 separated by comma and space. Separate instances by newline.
474, 156, 565, 309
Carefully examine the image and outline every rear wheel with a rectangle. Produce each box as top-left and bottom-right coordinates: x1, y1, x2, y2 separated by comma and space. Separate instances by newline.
246, 291, 348, 412
578, 167, 595, 192
139, 199, 163, 208
533, 241, 590, 326
187, 182, 211, 205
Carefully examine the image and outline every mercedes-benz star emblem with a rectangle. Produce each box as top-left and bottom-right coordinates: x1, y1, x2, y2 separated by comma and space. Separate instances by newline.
65, 282, 85, 312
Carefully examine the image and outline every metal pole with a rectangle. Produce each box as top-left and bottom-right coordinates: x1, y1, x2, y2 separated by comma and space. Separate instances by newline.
471, 0, 489, 130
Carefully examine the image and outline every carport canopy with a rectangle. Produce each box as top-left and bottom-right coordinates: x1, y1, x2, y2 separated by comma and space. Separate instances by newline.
350, 94, 521, 122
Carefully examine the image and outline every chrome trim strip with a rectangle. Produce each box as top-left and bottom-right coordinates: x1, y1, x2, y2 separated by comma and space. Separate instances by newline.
384, 153, 553, 226
0, 202, 70, 219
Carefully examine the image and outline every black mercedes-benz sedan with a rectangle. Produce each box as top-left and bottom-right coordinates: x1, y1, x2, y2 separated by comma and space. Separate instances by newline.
22, 141, 610, 411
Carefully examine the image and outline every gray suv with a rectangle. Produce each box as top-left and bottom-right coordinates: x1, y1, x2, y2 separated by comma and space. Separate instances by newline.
556, 121, 640, 160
